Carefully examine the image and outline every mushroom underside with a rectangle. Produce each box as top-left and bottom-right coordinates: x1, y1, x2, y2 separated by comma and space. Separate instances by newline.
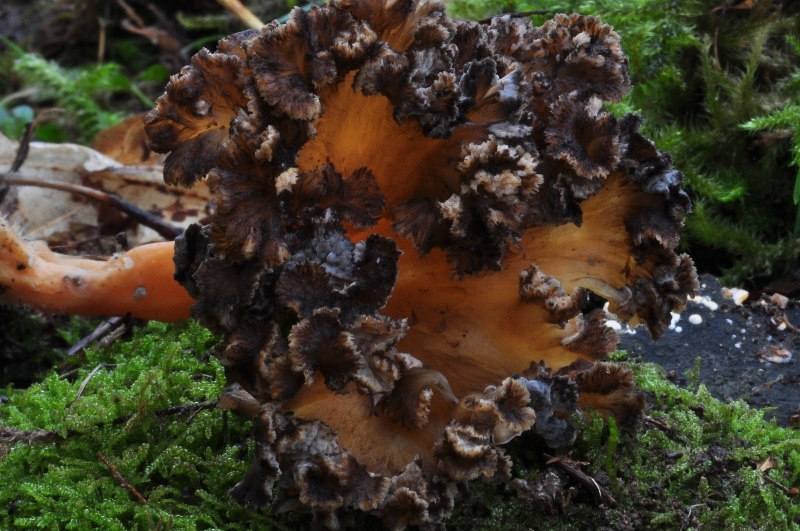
144, 0, 698, 526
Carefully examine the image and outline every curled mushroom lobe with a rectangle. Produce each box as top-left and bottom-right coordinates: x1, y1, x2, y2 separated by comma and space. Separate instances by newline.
146, 0, 697, 526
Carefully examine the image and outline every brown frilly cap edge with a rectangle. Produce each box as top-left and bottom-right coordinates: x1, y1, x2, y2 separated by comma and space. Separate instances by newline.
148, 0, 698, 527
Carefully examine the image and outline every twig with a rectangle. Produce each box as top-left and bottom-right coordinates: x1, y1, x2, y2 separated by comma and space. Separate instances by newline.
116, 0, 145, 28
544, 453, 616, 507
0, 175, 183, 240
751, 375, 784, 396
112, 401, 218, 426
10, 122, 33, 172
0, 426, 62, 444
780, 317, 800, 334
97, 451, 148, 504
67, 364, 107, 408
763, 472, 799, 496
185, 404, 208, 425
68, 316, 126, 356
9, 108, 66, 173
97, 2, 112, 64
0, 88, 40, 108
95, 321, 133, 351
643, 415, 674, 434
682, 503, 707, 530
217, 0, 264, 28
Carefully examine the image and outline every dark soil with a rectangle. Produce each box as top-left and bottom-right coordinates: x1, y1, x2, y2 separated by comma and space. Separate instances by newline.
618, 273, 800, 426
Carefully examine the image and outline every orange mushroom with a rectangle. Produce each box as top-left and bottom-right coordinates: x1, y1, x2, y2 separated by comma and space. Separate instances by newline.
1, 0, 698, 527
0, 219, 191, 322
143, 0, 697, 525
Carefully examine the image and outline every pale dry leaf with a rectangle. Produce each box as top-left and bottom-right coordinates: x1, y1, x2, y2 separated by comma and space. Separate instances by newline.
0, 129, 210, 249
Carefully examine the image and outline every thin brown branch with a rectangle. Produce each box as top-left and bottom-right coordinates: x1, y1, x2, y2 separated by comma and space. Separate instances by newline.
116, 0, 145, 28
0, 175, 183, 240
781, 317, 800, 334
0, 426, 62, 445
763, 472, 799, 496
643, 415, 675, 435
95, 321, 132, 351
544, 453, 617, 507
10, 122, 33, 172
98, 451, 148, 504
67, 364, 108, 408
751, 375, 784, 396
112, 401, 218, 426
68, 316, 127, 356
98, 17, 108, 64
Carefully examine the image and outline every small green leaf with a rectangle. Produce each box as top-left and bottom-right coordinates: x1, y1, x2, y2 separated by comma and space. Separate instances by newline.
136, 64, 169, 84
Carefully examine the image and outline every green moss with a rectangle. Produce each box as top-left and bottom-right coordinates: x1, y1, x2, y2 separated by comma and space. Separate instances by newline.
2, 322, 798, 529
0, 321, 305, 530
449, 361, 800, 530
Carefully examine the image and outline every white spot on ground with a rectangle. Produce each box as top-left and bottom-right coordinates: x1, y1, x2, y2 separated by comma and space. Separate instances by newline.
669, 312, 681, 330
758, 345, 792, 364
603, 308, 637, 334
688, 314, 702, 325
688, 294, 719, 311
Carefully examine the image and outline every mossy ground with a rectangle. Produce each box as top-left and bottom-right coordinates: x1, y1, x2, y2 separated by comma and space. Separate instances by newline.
2, 1, 799, 528
1, 322, 798, 529
450, 357, 800, 530
0, 321, 309, 530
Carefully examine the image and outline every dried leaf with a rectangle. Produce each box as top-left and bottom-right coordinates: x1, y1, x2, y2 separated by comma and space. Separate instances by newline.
756, 455, 778, 472
0, 130, 209, 249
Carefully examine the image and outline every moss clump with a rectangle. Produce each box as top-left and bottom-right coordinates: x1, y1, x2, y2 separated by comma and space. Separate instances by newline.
0, 320, 307, 530
2, 322, 798, 529
448, 362, 800, 530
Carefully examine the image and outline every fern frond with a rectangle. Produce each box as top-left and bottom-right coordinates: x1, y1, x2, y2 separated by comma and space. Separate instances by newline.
12, 54, 131, 143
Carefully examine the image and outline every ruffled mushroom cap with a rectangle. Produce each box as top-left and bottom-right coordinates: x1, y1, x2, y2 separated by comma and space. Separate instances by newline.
146, 0, 697, 526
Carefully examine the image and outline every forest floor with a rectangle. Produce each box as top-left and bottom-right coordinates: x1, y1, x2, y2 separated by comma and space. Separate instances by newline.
1, 2, 799, 528
619, 273, 799, 427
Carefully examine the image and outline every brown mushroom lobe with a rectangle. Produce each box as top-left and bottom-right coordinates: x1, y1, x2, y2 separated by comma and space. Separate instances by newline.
146, 0, 697, 526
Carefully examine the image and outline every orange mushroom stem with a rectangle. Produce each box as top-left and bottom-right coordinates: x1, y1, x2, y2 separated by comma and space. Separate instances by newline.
0, 219, 191, 322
